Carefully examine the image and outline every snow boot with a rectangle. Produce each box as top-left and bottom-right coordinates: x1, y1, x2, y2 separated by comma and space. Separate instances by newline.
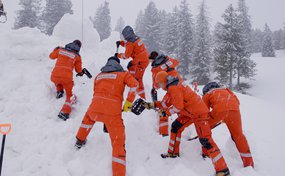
58, 112, 69, 121
215, 168, 230, 176
161, 153, 180, 159
75, 138, 86, 149
56, 90, 64, 99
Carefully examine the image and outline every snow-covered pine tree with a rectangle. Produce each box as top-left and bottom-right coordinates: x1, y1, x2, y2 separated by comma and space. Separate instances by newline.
191, 0, 212, 85
135, 10, 145, 39
114, 17, 125, 33
251, 28, 263, 53
90, 1, 111, 41
273, 29, 283, 50
157, 10, 170, 53
41, 0, 73, 35
142, 1, 161, 52
164, 6, 179, 57
176, 0, 194, 80
236, 0, 256, 90
14, 0, 42, 30
262, 23, 275, 57
213, 4, 240, 89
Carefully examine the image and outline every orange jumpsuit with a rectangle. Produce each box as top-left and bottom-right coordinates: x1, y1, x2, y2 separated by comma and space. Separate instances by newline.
118, 40, 149, 99
76, 70, 138, 176
152, 57, 181, 136
49, 47, 82, 115
163, 80, 229, 173
203, 88, 254, 167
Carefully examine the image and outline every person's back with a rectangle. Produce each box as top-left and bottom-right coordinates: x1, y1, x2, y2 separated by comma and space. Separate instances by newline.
50, 46, 82, 80
203, 87, 240, 113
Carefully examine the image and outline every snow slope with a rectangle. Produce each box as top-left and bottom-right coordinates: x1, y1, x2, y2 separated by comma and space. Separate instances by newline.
1, 15, 285, 176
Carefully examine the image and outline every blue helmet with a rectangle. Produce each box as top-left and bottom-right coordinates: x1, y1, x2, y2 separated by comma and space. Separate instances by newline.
122, 26, 138, 42
202, 82, 220, 95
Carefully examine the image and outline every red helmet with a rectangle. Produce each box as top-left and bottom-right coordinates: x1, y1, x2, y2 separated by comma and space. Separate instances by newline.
155, 71, 168, 90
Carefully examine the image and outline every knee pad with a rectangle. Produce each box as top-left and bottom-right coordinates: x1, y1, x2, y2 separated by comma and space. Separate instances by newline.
171, 120, 183, 133
199, 138, 213, 150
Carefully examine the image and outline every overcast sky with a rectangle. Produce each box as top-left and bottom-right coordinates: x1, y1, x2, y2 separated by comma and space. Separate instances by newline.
84, 0, 285, 31
4, 0, 285, 31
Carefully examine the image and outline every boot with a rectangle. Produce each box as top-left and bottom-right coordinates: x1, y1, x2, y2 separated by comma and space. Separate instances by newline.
56, 90, 64, 99
58, 112, 69, 121
216, 168, 230, 176
75, 138, 86, 149
161, 152, 180, 159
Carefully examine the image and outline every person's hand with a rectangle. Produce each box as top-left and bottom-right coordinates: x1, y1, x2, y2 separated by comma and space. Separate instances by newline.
123, 100, 132, 112
145, 102, 154, 110
158, 109, 166, 117
76, 72, 84, 77
114, 53, 118, 57
116, 41, 121, 48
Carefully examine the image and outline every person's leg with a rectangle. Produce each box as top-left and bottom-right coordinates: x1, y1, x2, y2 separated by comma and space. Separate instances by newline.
107, 116, 126, 176
60, 80, 74, 115
76, 112, 95, 142
159, 115, 169, 136
194, 113, 229, 174
134, 65, 146, 99
224, 111, 254, 167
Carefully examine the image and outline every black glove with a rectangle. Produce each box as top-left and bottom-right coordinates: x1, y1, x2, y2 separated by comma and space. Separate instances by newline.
54, 46, 60, 50
76, 72, 84, 77
82, 68, 92, 79
116, 41, 121, 48
114, 53, 118, 57
158, 110, 167, 117
151, 88, 158, 102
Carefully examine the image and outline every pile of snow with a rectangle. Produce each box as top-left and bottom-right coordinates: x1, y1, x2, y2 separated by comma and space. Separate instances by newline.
1, 14, 285, 176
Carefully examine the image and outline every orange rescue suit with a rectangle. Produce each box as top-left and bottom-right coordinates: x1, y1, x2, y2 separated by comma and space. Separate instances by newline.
118, 40, 149, 99
203, 88, 254, 168
76, 70, 138, 176
49, 47, 82, 114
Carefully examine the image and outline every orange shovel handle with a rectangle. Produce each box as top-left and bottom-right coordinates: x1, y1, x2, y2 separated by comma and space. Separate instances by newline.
0, 124, 11, 135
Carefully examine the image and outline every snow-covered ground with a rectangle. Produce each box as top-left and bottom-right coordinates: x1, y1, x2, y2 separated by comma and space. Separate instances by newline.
1, 10, 285, 176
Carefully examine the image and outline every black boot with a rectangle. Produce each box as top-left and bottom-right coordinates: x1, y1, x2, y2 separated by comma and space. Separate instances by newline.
161, 153, 180, 159
75, 138, 86, 149
58, 112, 69, 121
216, 168, 231, 176
56, 90, 64, 99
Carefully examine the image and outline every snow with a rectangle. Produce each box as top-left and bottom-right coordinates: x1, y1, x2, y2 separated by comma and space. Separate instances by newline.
1, 10, 285, 176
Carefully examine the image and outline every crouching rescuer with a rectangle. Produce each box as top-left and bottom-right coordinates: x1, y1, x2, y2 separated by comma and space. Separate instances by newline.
155, 71, 231, 176
75, 56, 138, 176
49, 40, 89, 120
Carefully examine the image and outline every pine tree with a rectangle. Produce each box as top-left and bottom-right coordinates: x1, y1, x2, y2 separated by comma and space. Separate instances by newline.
191, 0, 212, 84
176, 0, 194, 80
236, 0, 256, 90
164, 6, 179, 56
41, 0, 73, 35
142, 1, 160, 52
213, 4, 240, 89
262, 24, 275, 57
14, 0, 42, 30
157, 10, 170, 53
114, 16, 125, 33
135, 10, 145, 38
90, 1, 111, 41
273, 29, 283, 50
251, 28, 263, 53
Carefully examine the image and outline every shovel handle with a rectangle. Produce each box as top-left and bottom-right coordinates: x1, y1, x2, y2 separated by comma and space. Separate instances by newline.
0, 124, 11, 135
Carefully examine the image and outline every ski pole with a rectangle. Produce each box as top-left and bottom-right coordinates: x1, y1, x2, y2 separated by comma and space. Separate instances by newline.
187, 121, 222, 141
0, 124, 11, 176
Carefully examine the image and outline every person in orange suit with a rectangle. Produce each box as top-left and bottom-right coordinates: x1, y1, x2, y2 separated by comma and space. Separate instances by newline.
49, 40, 83, 120
75, 56, 138, 176
116, 25, 149, 99
155, 71, 230, 176
202, 82, 254, 168
148, 51, 182, 136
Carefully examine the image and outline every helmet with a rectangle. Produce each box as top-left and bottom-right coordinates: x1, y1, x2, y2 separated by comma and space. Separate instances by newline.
108, 56, 120, 64
149, 51, 159, 60
122, 26, 135, 41
73, 40, 82, 48
155, 71, 168, 90
202, 82, 220, 95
